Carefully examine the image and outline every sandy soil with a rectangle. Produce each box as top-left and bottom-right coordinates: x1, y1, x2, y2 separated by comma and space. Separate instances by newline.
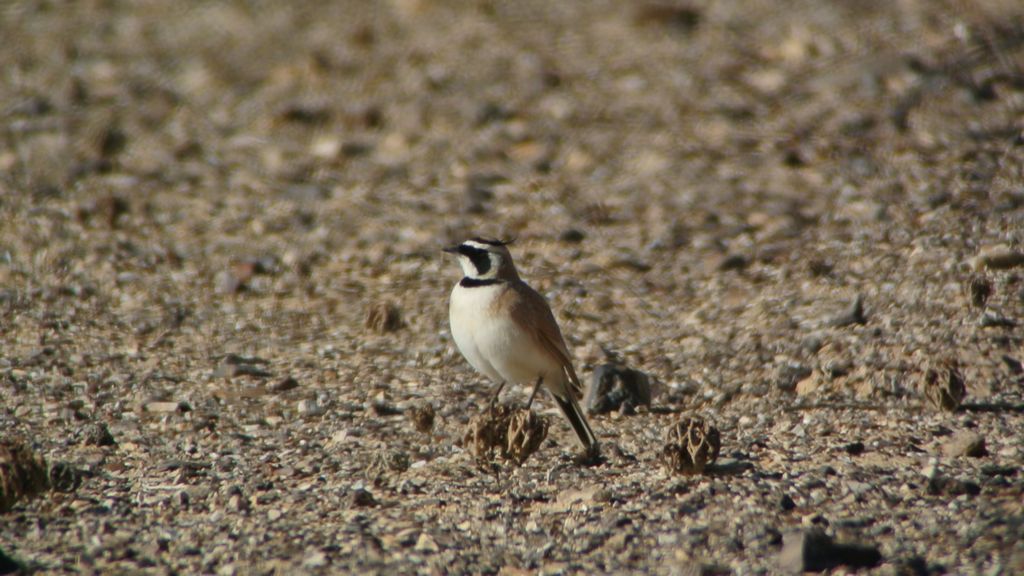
1, 0, 1023, 573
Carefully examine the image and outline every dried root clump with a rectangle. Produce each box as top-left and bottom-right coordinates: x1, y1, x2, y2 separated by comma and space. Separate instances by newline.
407, 403, 436, 435
506, 409, 549, 464
463, 405, 548, 465
366, 449, 411, 479
365, 301, 404, 333
920, 358, 966, 412
965, 274, 992, 308
661, 416, 721, 475
465, 405, 513, 461
0, 438, 50, 512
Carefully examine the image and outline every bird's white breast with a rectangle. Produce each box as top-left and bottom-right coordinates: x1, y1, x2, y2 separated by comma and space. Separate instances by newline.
449, 282, 565, 387
449, 282, 505, 382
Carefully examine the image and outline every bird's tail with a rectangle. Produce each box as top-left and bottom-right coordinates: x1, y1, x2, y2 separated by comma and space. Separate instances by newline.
552, 392, 599, 453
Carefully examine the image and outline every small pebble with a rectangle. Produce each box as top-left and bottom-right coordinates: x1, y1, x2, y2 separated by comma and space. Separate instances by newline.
827, 294, 867, 328
350, 488, 377, 507
297, 399, 324, 417
778, 529, 881, 573
83, 422, 116, 447
942, 432, 987, 458
972, 245, 1024, 271
844, 442, 865, 456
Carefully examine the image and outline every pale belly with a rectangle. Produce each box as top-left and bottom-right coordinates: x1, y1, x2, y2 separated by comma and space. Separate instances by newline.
450, 285, 503, 382
450, 284, 563, 386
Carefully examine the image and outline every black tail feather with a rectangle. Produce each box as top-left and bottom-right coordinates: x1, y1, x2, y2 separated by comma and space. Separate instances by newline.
552, 393, 598, 452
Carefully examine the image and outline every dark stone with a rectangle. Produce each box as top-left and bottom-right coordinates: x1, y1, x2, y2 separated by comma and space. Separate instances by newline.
844, 441, 865, 456
215, 354, 273, 378
980, 464, 1019, 477
717, 253, 748, 272
370, 400, 402, 417
779, 529, 882, 573
475, 101, 512, 125
800, 333, 825, 355
559, 229, 586, 243
927, 476, 981, 497
775, 362, 812, 392
779, 494, 796, 511
10, 95, 52, 116
978, 311, 1017, 328
271, 377, 299, 393
99, 126, 127, 158
350, 488, 377, 508
1001, 355, 1023, 374
278, 102, 330, 124
586, 363, 652, 415
83, 422, 116, 447
807, 258, 834, 277
893, 556, 930, 576
829, 294, 867, 327
340, 141, 372, 157
634, 4, 702, 33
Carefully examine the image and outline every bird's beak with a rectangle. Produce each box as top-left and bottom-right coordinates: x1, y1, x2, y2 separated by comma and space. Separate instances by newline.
442, 244, 461, 254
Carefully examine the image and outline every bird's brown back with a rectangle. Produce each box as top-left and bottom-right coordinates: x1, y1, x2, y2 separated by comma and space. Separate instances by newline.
493, 280, 584, 399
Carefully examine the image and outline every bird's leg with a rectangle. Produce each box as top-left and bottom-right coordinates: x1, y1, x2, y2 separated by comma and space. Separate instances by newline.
488, 381, 507, 408
526, 376, 544, 410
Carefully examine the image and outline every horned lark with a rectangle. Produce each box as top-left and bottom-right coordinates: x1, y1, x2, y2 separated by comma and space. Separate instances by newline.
444, 237, 598, 454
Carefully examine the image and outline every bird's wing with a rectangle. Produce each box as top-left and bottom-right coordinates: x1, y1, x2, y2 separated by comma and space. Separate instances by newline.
506, 282, 584, 399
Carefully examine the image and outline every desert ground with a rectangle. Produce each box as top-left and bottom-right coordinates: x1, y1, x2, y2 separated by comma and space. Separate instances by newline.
1, 0, 1023, 574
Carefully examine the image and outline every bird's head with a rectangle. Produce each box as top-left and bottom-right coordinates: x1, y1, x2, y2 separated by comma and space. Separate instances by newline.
443, 237, 519, 281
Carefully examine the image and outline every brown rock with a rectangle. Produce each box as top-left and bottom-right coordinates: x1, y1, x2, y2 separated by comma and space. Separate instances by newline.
143, 401, 186, 413
779, 529, 881, 573
795, 372, 823, 396
942, 432, 987, 458
972, 245, 1024, 271
350, 488, 377, 507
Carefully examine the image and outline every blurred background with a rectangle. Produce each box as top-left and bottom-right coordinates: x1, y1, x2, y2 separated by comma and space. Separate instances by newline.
1, 1, 1023, 573
2, 0, 1021, 353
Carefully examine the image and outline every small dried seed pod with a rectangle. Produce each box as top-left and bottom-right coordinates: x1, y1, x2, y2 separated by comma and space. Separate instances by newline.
661, 416, 721, 475
506, 409, 548, 464
408, 403, 436, 435
0, 438, 51, 513
82, 422, 116, 447
463, 405, 513, 461
365, 301, 404, 333
366, 449, 410, 478
965, 275, 993, 309
921, 359, 965, 412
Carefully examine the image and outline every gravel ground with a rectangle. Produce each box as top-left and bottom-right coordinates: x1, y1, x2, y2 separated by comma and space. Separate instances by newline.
1, 0, 1023, 574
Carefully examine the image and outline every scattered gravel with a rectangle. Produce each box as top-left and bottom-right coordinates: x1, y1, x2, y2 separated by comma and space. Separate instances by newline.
2, 0, 1023, 573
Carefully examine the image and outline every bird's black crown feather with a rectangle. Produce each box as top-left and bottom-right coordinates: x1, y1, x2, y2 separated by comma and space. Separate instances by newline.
470, 236, 515, 247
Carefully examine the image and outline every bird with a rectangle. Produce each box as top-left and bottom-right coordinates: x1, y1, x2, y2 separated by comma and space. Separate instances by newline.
444, 237, 598, 454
